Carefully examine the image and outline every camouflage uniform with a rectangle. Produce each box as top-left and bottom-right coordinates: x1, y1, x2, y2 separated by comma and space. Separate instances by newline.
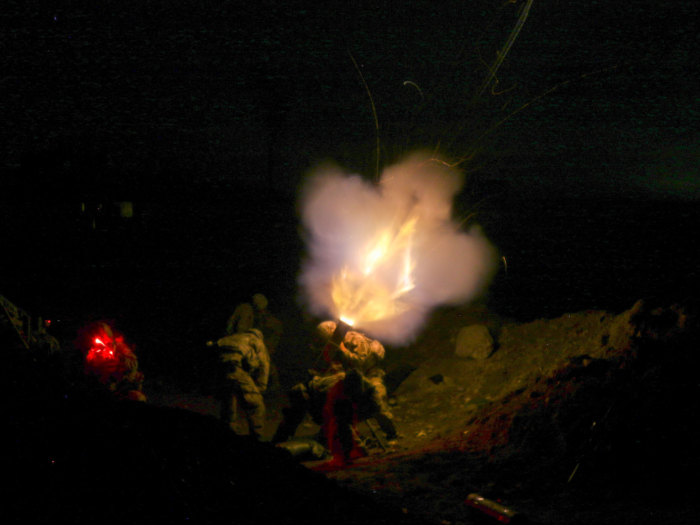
226, 294, 283, 388
272, 323, 397, 452
212, 329, 269, 439
329, 329, 397, 440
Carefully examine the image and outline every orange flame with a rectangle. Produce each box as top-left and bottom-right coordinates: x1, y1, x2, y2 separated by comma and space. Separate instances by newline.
331, 212, 419, 326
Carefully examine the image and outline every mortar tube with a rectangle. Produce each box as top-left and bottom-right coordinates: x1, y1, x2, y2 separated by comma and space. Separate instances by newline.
328, 319, 352, 348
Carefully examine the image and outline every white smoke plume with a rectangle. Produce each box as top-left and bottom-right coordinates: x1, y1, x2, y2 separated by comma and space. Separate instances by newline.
298, 151, 498, 345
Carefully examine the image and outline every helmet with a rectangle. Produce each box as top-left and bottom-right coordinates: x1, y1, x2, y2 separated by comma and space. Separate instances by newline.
252, 294, 268, 310
313, 321, 336, 348
317, 321, 336, 338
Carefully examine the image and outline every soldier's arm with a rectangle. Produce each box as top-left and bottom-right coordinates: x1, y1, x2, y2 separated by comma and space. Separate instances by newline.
336, 342, 365, 369
370, 339, 386, 361
221, 351, 242, 363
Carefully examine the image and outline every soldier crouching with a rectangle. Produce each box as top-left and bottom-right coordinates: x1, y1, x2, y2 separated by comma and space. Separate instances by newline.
75, 321, 146, 402
272, 321, 397, 464
207, 328, 269, 440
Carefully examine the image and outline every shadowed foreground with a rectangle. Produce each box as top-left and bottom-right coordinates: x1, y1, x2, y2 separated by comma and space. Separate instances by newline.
6, 350, 428, 525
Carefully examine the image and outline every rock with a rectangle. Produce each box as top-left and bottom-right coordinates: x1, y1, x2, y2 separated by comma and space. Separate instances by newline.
455, 325, 494, 360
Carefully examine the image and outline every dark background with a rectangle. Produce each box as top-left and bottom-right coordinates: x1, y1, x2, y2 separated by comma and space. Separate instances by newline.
2, 0, 698, 384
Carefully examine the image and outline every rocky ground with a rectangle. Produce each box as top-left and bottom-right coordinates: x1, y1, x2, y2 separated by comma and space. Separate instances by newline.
135, 298, 699, 524
311, 300, 699, 524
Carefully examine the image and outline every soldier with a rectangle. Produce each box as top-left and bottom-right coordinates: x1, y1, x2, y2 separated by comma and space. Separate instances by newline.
316, 321, 398, 443
207, 328, 269, 440
252, 294, 284, 356
272, 321, 397, 465
226, 293, 283, 387
226, 298, 256, 335
75, 321, 146, 402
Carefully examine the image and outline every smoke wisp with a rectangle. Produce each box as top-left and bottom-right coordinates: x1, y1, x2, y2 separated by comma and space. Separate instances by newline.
298, 151, 498, 345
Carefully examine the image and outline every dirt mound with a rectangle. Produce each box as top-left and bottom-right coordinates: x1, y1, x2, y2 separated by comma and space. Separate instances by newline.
389, 300, 694, 458
319, 299, 699, 524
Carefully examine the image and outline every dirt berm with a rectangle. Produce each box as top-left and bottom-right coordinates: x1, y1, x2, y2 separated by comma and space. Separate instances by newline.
319, 299, 699, 524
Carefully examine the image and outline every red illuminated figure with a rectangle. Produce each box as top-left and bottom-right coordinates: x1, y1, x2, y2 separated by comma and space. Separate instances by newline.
76, 322, 146, 401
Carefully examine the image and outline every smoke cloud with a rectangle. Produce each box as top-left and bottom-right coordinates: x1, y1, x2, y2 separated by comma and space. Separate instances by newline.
298, 151, 498, 345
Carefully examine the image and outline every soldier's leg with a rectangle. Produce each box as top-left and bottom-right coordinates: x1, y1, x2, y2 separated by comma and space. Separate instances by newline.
323, 380, 363, 464
374, 412, 398, 440
241, 390, 265, 440
334, 396, 356, 461
368, 379, 398, 440
232, 370, 266, 439
271, 382, 311, 444
219, 387, 238, 432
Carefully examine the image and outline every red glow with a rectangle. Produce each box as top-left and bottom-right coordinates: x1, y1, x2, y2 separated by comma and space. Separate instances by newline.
88, 336, 116, 361
78, 322, 145, 401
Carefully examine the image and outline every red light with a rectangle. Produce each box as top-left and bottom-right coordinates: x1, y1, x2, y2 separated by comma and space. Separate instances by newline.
87, 335, 117, 363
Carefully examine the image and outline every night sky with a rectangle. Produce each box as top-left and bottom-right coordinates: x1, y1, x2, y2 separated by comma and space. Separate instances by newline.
2, 1, 698, 195
1, 1, 698, 364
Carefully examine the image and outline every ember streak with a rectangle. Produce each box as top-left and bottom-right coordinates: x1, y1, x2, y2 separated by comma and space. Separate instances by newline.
299, 151, 498, 345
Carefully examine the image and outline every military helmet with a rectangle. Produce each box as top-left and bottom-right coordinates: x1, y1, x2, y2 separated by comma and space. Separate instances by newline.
312, 321, 336, 348
317, 321, 336, 338
252, 293, 268, 310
